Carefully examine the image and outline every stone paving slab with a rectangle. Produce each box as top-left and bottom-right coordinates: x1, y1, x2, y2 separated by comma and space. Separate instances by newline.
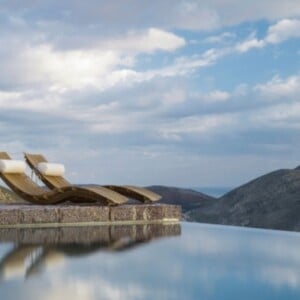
0, 204, 181, 227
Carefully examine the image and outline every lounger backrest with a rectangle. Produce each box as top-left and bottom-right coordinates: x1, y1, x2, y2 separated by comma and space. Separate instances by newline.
24, 153, 70, 189
0, 152, 45, 196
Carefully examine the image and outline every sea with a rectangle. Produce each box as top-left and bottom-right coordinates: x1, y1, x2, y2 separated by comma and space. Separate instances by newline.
192, 187, 232, 198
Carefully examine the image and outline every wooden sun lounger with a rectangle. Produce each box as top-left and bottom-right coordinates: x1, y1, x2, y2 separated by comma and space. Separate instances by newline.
24, 153, 161, 202
0, 152, 127, 205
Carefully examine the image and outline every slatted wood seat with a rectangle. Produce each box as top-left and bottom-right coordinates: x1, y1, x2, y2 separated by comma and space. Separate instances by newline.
24, 153, 161, 202
0, 152, 128, 205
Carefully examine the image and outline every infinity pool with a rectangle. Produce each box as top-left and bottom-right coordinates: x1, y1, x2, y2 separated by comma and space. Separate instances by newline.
1, 222, 300, 299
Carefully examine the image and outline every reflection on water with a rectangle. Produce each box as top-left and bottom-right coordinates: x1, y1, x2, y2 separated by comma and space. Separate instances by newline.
1, 222, 300, 299
0, 224, 180, 281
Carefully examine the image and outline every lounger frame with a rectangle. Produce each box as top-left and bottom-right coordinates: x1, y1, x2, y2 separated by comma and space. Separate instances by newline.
24, 153, 161, 203
0, 152, 127, 205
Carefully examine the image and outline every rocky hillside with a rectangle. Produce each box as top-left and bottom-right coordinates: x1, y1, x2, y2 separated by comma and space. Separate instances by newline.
0, 185, 23, 204
186, 167, 300, 231
148, 186, 215, 212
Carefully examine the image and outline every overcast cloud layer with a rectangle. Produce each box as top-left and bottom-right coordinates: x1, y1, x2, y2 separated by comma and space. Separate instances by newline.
0, 1, 300, 187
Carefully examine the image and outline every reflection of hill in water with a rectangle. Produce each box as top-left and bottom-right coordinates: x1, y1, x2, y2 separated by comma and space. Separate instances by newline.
0, 224, 180, 280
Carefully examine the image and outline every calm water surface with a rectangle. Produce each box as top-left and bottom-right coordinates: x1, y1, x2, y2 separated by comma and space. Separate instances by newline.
0, 222, 300, 300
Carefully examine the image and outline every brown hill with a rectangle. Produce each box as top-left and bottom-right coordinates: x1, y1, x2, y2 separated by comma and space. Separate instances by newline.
147, 186, 215, 212
186, 167, 300, 231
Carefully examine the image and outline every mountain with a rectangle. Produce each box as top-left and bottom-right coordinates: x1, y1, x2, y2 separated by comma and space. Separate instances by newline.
186, 167, 300, 231
147, 186, 215, 212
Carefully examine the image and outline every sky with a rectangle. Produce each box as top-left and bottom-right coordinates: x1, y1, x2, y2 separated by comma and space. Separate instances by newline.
0, 0, 300, 188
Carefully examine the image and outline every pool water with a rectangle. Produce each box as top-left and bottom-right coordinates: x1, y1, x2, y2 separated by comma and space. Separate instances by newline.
1, 222, 300, 300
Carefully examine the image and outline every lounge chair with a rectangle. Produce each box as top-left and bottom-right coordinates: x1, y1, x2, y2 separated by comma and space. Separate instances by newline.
24, 153, 161, 202
0, 152, 128, 205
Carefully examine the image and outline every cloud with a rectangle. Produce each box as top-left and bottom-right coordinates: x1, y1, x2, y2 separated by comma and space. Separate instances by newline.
158, 114, 234, 141
204, 32, 236, 44
144, 47, 232, 79
0, 90, 64, 112
101, 28, 186, 53
266, 19, 300, 44
0, 41, 122, 91
0, 27, 185, 92
236, 37, 266, 53
250, 102, 300, 130
255, 75, 300, 99
1, 0, 300, 32
236, 18, 300, 52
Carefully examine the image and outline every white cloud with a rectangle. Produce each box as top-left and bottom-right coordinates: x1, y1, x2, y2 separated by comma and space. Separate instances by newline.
250, 102, 300, 129
0, 90, 63, 112
236, 38, 265, 53
236, 18, 300, 53
144, 47, 232, 79
89, 116, 136, 134
101, 28, 186, 54
2, 43, 123, 91
159, 114, 234, 140
255, 75, 300, 99
266, 19, 300, 44
0, 28, 185, 92
204, 32, 236, 44
0, 91, 22, 102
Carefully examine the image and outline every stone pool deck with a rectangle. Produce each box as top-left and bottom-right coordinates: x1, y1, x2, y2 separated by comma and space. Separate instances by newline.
0, 204, 181, 228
